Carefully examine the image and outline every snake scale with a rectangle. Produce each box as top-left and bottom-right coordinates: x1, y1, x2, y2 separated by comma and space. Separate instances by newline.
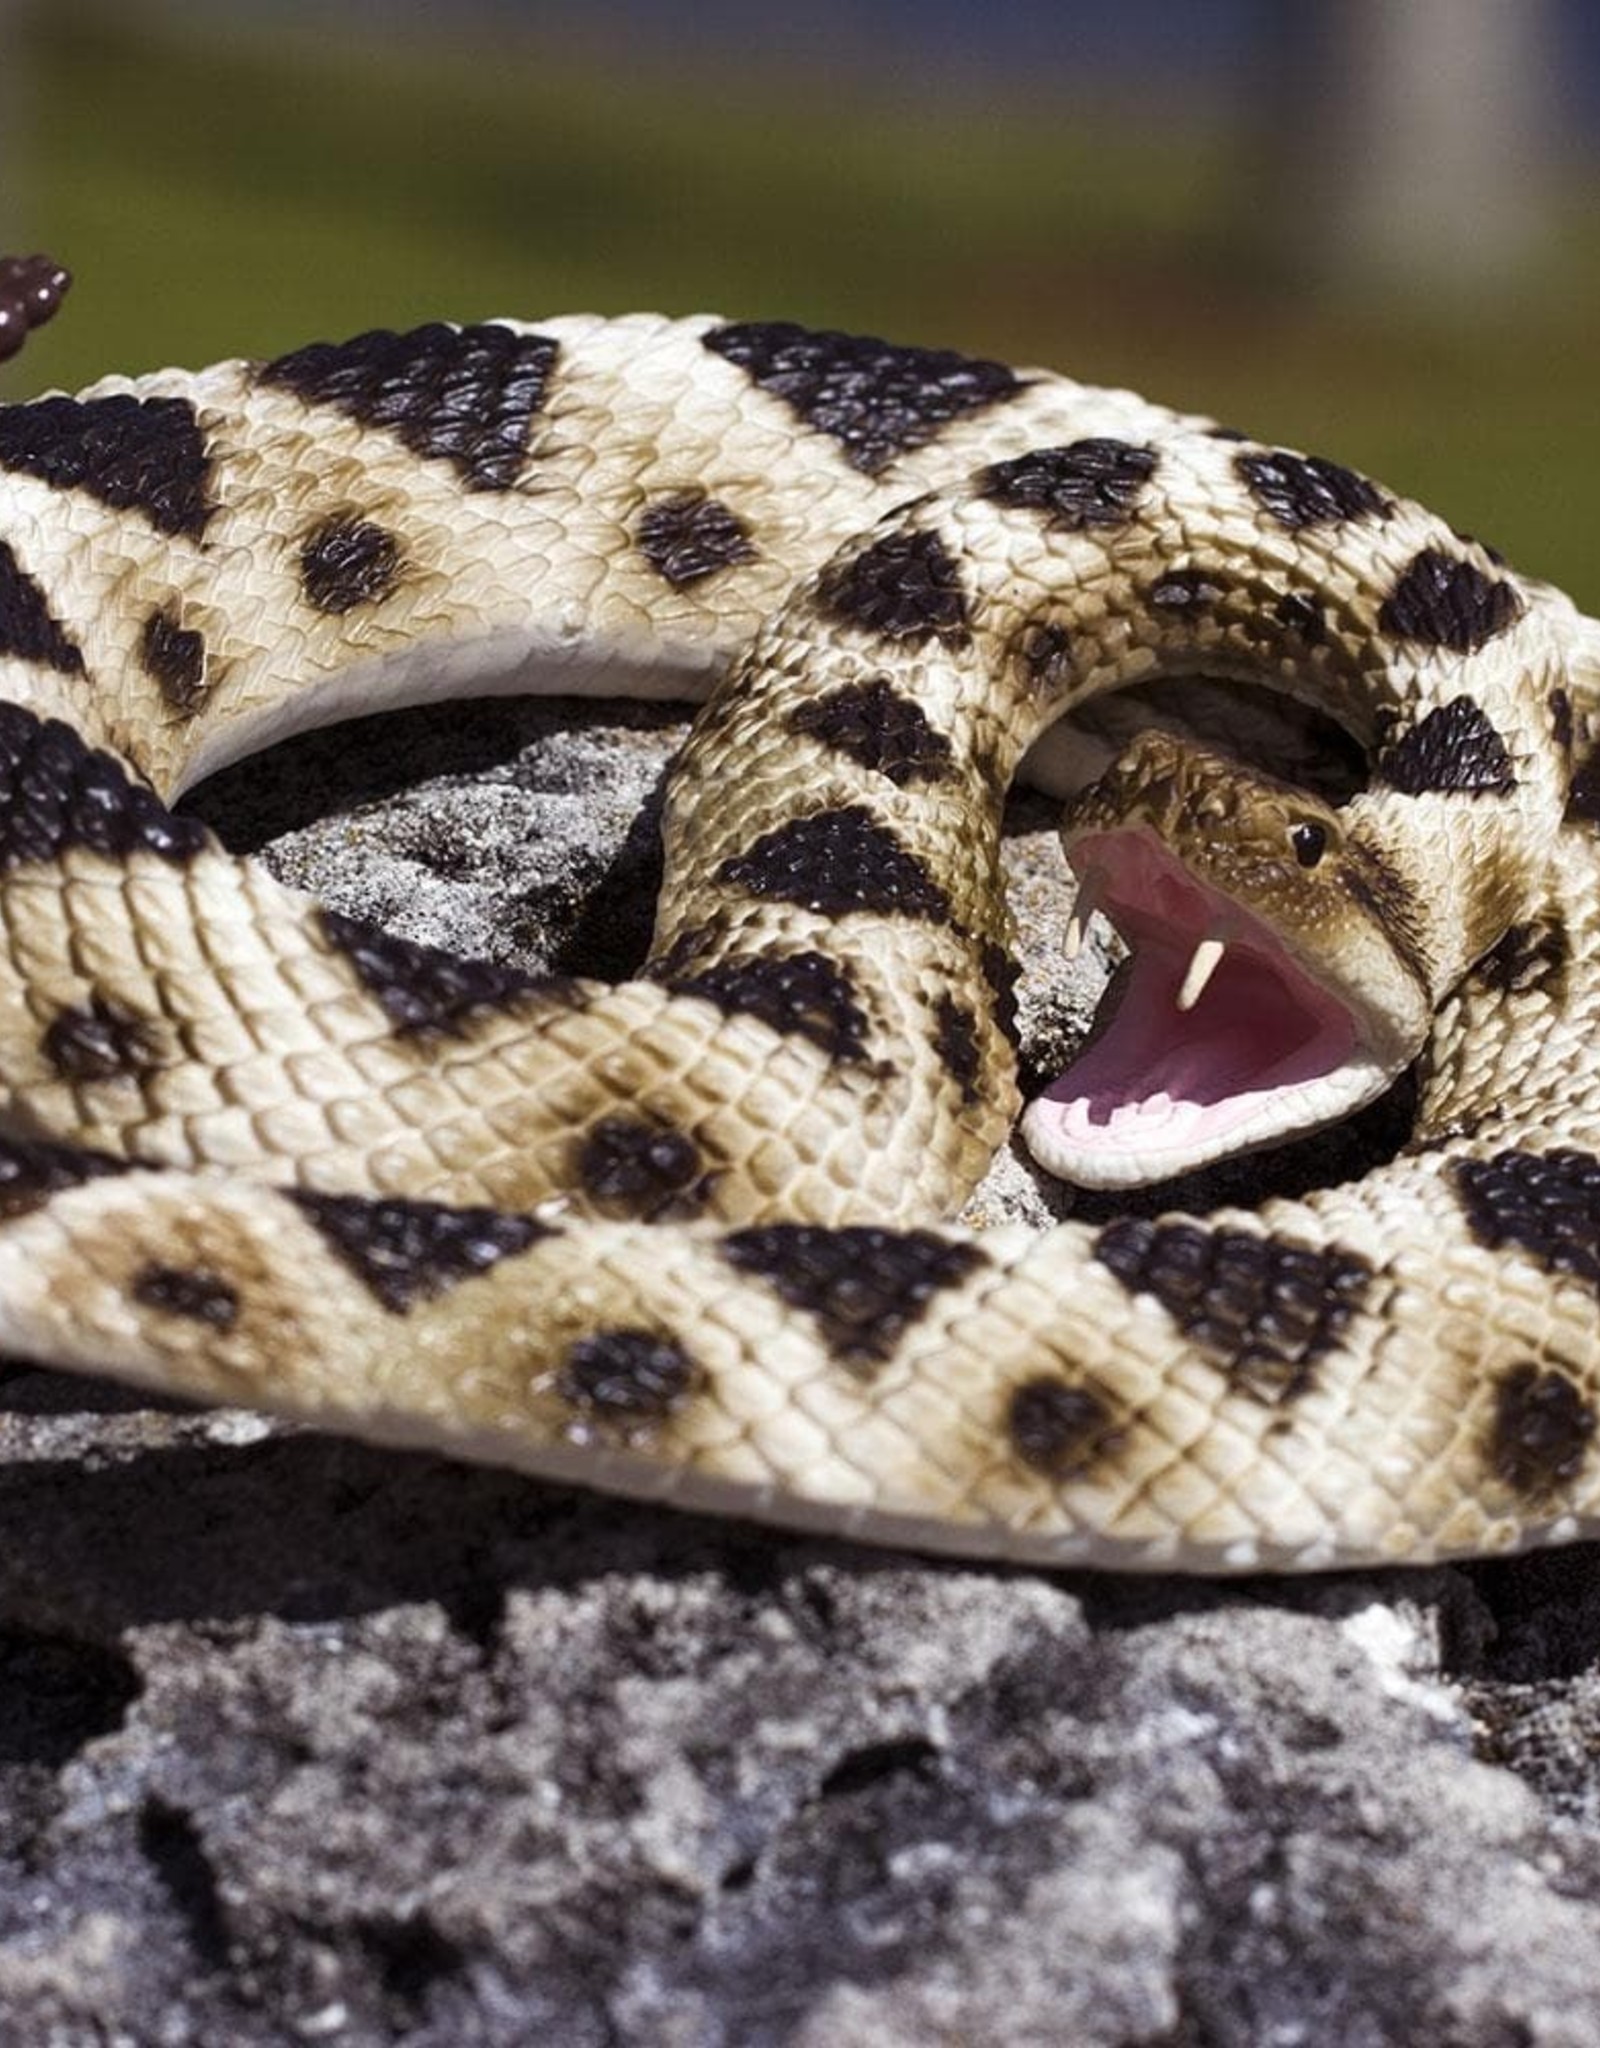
0, 302, 1597, 1572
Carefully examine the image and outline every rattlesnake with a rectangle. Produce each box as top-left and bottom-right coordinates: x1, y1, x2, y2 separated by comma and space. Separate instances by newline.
0, 301, 1596, 1572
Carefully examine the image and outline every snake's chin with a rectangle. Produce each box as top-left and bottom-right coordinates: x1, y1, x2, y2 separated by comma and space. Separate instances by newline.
1021, 829, 1387, 1192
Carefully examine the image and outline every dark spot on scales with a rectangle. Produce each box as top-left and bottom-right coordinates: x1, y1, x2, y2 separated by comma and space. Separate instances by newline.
260, 323, 559, 492
1235, 448, 1392, 530
1550, 688, 1574, 755
300, 516, 403, 615
558, 1328, 699, 1422
42, 995, 161, 1083
0, 1134, 129, 1220
702, 320, 1023, 476
131, 1263, 239, 1330
636, 491, 757, 587
1094, 1217, 1371, 1399
1008, 1378, 1116, 1478
981, 441, 1157, 530
1454, 1148, 1600, 1296
576, 1115, 710, 1219
724, 1224, 986, 1371
140, 605, 208, 715
1473, 916, 1567, 998
654, 943, 870, 1064
787, 676, 954, 787
1016, 619, 1073, 695
932, 994, 982, 1104
816, 528, 970, 647
1148, 568, 1223, 614
980, 939, 1023, 1050
1378, 548, 1524, 654
1376, 695, 1517, 797
1491, 1363, 1596, 1497
1274, 591, 1328, 647
0, 393, 213, 538
717, 805, 952, 922
291, 1190, 551, 1314
1567, 743, 1600, 826
1337, 842, 1431, 994
0, 541, 84, 676
319, 908, 559, 1039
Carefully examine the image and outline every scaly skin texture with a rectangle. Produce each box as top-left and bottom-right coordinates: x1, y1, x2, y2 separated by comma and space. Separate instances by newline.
0, 311, 1594, 1571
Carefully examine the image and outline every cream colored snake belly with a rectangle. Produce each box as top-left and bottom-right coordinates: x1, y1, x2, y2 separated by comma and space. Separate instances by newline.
0, 308, 1596, 1571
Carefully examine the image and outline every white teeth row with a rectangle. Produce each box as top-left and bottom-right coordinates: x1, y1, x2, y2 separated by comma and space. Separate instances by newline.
1176, 935, 1227, 1012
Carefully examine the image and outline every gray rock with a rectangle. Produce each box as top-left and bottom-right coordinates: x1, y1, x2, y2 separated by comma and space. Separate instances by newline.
0, 697, 1594, 2046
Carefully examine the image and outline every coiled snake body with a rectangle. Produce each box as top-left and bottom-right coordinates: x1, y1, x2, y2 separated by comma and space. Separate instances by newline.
0, 310, 1596, 1570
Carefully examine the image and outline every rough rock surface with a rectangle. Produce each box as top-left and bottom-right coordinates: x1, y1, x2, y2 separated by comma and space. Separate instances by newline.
0, 696, 1596, 2046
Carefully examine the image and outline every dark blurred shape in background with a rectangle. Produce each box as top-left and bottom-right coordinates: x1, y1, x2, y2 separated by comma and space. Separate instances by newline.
0, 0, 1595, 598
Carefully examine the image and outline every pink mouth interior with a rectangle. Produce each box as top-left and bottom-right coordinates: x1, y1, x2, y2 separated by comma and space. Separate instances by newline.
1030, 828, 1359, 1174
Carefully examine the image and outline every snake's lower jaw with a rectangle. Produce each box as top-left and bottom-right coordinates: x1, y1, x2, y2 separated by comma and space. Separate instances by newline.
1019, 1042, 1396, 1191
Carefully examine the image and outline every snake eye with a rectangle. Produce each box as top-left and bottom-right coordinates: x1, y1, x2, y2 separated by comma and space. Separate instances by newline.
1290, 820, 1328, 868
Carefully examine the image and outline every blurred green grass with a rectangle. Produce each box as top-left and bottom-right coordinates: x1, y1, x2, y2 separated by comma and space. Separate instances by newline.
9, 4, 1600, 604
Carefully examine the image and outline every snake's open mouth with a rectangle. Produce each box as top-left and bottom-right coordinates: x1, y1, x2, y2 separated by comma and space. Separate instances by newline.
1021, 827, 1367, 1190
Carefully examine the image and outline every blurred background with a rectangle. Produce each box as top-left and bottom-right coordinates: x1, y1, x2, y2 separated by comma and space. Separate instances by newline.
1, 0, 1597, 599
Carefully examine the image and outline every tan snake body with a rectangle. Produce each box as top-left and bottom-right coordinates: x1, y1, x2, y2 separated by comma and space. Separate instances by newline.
0, 310, 1596, 1570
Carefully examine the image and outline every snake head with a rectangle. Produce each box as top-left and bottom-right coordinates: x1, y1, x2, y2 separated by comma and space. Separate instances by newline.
1021, 730, 1433, 1189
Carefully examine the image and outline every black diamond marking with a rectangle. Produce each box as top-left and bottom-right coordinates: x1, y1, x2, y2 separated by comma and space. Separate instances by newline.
576, 1116, 710, 1220
1008, 1378, 1116, 1478
717, 806, 952, 922
42, 996, 161, 1083
703, 320, 1022, 476
319, 909, 557, 1039
1235, 448, 1391, 530
0, 704, 207, 868
260, 324, 559, 492
724, 1224, 986, 1371
291, 1191, 551, 1314
0, 394, 212, 538
0, 1134, 129, 1220
816, 529, 970, 648
787, 677, 954, 787
635, 492, 757, 587
557, 1329, 699, 1421
140, 605, 208, 715
1490, 1363, 1596, 1496
981, 441, 1157, 530
656, 945, 870, 1064
1454, 1148, 1600, 1295
131, 1263, 239, 1330
0, 541, 84, 676
932, 993, 982, 1105
1094, 1218, 1371, 1399
1376, 695, 1517, 797
1378, 548, 1524, 653
300, 517, 404, 615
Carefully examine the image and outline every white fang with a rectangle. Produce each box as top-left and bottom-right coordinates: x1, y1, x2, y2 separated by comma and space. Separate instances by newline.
1176, 936, 1226, 1012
